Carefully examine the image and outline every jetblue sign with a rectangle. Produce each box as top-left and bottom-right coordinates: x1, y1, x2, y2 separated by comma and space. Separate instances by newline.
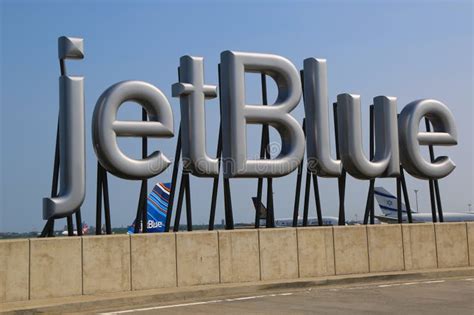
43, 37, 458, 220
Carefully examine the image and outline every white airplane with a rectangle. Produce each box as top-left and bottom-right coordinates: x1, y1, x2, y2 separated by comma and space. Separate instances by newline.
252, 197, 341, 226
374, 187, 474, 223
61, 222, 89, 236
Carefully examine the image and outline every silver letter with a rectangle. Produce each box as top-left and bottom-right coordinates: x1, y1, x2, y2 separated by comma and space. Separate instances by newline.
43, 37, 85, 220
172, 56, 218, 177
337, 94, 400, 179
92, 81, 174, 180
303, 58, 342, 177
398, 99, 457, 179
220, 51, 305, 178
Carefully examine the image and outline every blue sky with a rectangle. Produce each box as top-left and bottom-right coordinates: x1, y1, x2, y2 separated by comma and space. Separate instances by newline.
1, 0, 472, 232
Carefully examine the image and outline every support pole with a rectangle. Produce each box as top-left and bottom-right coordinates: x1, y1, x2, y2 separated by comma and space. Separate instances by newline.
425, 119, 438, 223
223, 178, 234, 229
425, 118, 444, 222
312, 174, 323, 226
333, 103, 346, 225
260, 74, 275, 228
292, 119, 306, 227
208, 124, 222, 230
75, 210, 83, 236
184, 174, 193, 231
165, 127, 182, 232
102, 168, 111, 234
67, 215, 74, 236
397, 176, 403, 223
173, 177, 186, 232
400, 166, 413, 223
95, 162, 103, 235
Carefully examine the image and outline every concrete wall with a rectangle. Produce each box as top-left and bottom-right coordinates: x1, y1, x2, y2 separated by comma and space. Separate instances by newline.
402, 224, 437, 270
219, 230, 260, 283
1, 223, 474, 303
29, 238, 82, 300
176, 231, 219, 287
435, 223, 469, 268
259, 229, 298, 281
131, 233, 176, 290
333, 226, 369, 275
82, 235, 131, 295
297, 227, 335, 277
0, 239, 29, 303
367, 225, 404, 272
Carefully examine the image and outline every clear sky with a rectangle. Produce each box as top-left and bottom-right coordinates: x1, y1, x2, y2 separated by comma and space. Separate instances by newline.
1, 0, 473, 232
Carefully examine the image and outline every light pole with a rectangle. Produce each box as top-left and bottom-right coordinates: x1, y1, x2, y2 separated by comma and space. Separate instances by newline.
414, 189, 419, 213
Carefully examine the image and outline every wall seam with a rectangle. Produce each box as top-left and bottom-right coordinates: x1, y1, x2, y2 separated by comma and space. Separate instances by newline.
434, 224, 439, 268
365, 226, 371, 273
81, 236, 84, 295
465, 223, 470, 266
258, 230, 262, 281
217, 231, 221, 284
129, 235, 133, 291
28, 239, 31, 300
332, 227, 337, 275
295, 228, 300, 278
175, 233, 178, 287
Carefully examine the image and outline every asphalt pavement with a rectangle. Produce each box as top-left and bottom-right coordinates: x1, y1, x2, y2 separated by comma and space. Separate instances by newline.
95, 277, 474, 315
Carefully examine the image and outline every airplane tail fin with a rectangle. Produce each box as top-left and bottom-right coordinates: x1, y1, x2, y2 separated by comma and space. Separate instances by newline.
128, 182, 170, 233
374, 187, 407, 215
252, 197, 267, 220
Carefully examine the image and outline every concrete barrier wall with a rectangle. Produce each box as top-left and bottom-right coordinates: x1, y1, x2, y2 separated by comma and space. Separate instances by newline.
1, 223, 473, 303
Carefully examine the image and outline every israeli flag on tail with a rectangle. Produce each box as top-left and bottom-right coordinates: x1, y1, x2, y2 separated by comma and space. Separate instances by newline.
374, 187, 415, 215
128, 182, 170, 233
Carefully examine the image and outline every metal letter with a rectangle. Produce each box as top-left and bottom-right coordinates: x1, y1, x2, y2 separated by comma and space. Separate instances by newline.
398, 99, 457, 179
43, 37, 86, 220
172, 56, 219, 176
337, 94, 400, 179
303, 58, 342, 177
92, 81, 174, 180
220, 51, 305, 178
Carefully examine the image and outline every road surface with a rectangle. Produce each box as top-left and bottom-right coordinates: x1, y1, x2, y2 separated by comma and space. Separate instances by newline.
95, 277, 474, 314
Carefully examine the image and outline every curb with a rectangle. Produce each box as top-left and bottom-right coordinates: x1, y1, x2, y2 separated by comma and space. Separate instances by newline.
2, 267, 473, 313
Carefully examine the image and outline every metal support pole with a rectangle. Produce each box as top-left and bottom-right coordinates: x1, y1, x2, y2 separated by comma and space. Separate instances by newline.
425, 120, 438, 223
312, 174, 323, 226
397, 177, 403, 223
95, 163, 103, 235
102, 168, 111, 234
260, 74, 275, 228
173, 177, 186, 232
165, 127, 182, 232
333, 103, 346, 225
292, 119, 306, 227
48, 220, 55, 237
208, 124, 222, 230
184, 174, 193, 231
255, 114, 267, 229
400, 166, 413, 223
302, 171, 311, 227
223, 178, 234, 229
425, 118, 444, 222
428, 179, 438, 222
67, 215, 74, 236
75, 210, 83, 236
134, 180, 146, 233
